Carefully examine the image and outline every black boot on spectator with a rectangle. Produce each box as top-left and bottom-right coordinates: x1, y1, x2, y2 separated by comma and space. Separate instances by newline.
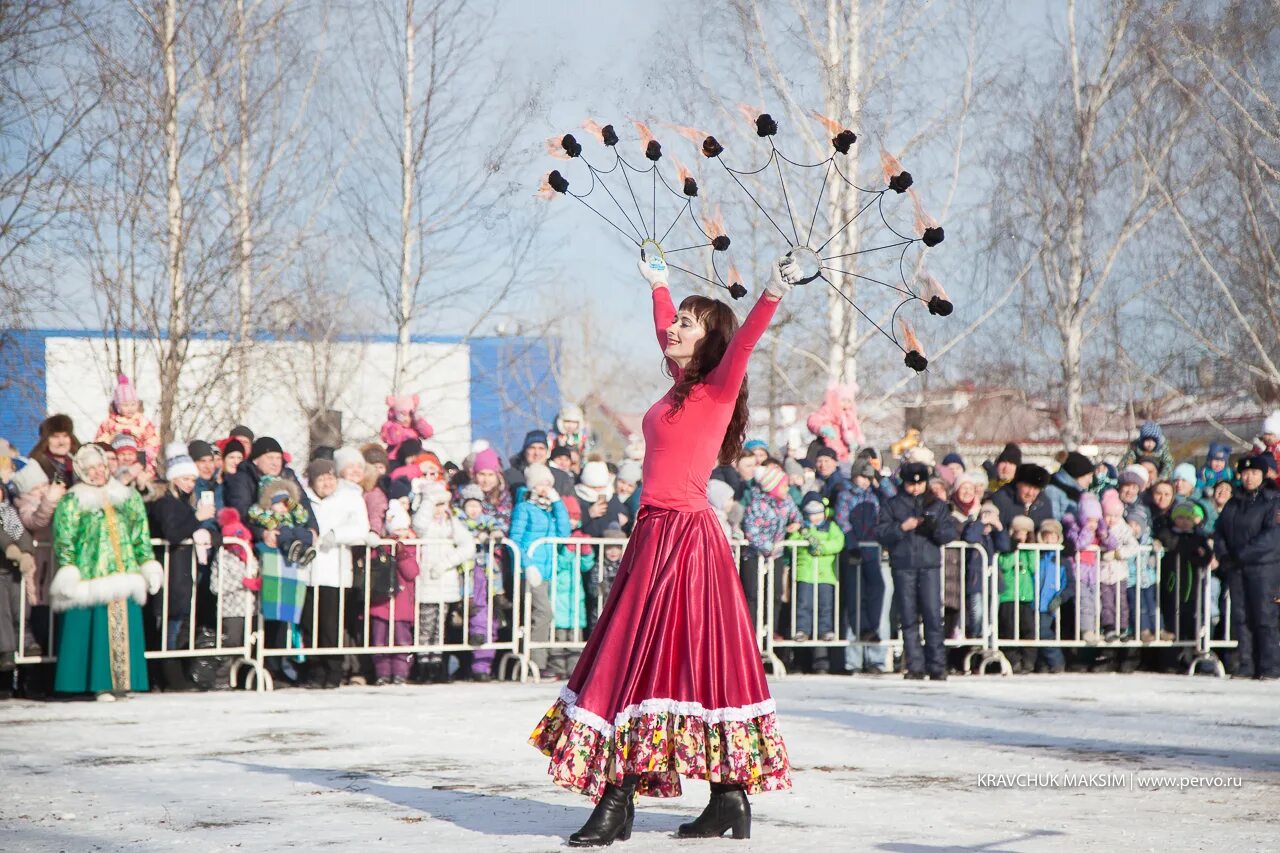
677, 781, 751, 840
568, 774, 637, 847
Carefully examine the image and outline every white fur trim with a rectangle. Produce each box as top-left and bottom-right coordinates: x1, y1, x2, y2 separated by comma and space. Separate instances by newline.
69, 479, 134, 511
556, 685, 777, 738
49, 565, 148, 612
139, 559, 163, 595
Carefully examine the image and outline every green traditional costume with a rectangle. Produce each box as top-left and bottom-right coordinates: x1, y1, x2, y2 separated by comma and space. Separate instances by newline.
49, 446, 161, 695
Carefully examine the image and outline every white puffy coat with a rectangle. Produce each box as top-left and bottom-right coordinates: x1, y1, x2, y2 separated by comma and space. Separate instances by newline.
411, 508, 474, 604
306, 483, 371, 588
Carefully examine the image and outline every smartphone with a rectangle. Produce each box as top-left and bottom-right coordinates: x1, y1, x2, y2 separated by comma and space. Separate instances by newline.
199, 491, 215, 507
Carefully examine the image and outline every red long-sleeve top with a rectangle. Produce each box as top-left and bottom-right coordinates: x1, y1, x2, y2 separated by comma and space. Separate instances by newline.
640, 286, 779, 512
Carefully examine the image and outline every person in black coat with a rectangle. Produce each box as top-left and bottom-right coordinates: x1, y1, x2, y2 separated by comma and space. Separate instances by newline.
1213, 455, 1280, 680
991, 464, 1055, 531
223, 436, 317, 545
875, 462, 959, 680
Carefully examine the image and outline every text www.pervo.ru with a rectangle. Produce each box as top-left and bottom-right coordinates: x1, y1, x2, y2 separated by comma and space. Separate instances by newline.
976, 773, 1243, 790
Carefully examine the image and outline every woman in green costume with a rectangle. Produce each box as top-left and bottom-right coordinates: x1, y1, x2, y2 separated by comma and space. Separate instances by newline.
49, 444, 162, 701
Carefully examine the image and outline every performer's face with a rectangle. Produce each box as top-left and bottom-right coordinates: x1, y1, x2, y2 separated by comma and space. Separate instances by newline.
665, 311, 706, 367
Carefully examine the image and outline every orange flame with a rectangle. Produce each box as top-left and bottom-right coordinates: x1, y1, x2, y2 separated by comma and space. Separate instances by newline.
536, 175, 556, 200
633, 120, 656, 149
582, 119, 606, 143
665, 122, 709, 144
811, 111, 843, 135
672, 157, 693, 185
900, 319, 924, 355
919, 271, 949, 302
701, 204, 725, 238
737, 103, 764, 128
880, 148, 906, 183
728, 262, 742, 286
909, 190, 938, 233
545, 136, 571, 160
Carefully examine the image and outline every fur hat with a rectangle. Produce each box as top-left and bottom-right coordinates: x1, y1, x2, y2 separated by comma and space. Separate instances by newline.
333, 447, 365, 476
39, 413, 75, 439
899, 462, 930, 484
707, 478, 735, 510
558, 403, 584, 423
473, 448, 501, 474
1013, 464, 1051, 489
257, 476, 300, 508
460, 484, 485, 504
1038, 518, 1064, 538
1078, 492, 1103, 521
1118, 464, 1149, 488
616, 460, 642, 484
1010, 515, 1035, 534
523, 463, 554, 489
306, 458, 336, 482
112, 374, 139, 408
1238, 454, 1276, 475
1263, 411, 1280, 437
1172, 463, 1197, 485
1060, 451, 1093, 479
11, 462, 48, 496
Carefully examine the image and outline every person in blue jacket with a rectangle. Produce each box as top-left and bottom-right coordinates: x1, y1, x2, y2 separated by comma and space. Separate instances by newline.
509, 463, 571, 679
875, 462, 959, 680
1213, 455, 1280, 680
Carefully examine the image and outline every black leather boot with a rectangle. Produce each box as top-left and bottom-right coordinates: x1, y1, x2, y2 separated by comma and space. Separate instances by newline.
568, 774, 638, 847
676, 782, 751, 839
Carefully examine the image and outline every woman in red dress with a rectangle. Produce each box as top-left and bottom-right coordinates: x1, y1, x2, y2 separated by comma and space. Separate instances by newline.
529, 252, 800, 846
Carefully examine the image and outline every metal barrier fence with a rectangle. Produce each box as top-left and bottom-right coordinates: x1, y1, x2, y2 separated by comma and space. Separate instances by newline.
15, 537, 265, 688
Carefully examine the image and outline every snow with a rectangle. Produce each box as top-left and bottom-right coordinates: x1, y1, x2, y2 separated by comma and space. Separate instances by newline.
3, 673, 1278, 851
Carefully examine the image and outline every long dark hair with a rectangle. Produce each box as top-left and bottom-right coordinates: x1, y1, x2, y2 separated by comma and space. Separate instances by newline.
664, 295, 749, 466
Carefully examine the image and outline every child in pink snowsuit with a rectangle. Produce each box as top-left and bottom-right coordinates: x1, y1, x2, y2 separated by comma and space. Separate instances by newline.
94, 374, 160, 471
380, 394, 434, 462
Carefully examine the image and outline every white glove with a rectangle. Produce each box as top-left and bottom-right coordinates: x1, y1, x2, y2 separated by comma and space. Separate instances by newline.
637, 254, 668, 288
319, 530, 337, 549
765, 255, 801, 299
365, 530, 383, 547
526, 566, 544, 588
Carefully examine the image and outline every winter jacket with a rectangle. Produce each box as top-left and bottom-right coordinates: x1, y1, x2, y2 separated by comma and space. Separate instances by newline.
818, 470, 856, 541
874, 490, 959, 571
412, 512, 474, 604
996, 547, 1037, 604
742, 483, 801, 554
95, 411, 160, 470
1213, 485, 1280, 570
368, 543, 420, 622
307, 484, 371, 588
380, 408, 434, 463
787, 520, 845, 585
224, 461, 317, 543
1044, 469, 1086, 521
552, 532, 594, 629
991, 482, 1056, 529
1037, 551, 1068, 613
148, 490, 221, 622
193, 475, 223, 532
943, 513, 1006, 609
579, 494, 628, 539
846, 485, 881, 548
1118, 434, 1175, 481
510, 496, 571, 582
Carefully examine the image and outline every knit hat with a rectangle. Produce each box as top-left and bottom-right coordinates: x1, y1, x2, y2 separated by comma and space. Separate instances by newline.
1078, 492, 1103, 521
522, 430, 549, 451
814, 446, 838, 462
549, 445, 573, 462
523, 462, 554, 489
1264, 411, 1280, 437
11, 462, 47, 496
899, 462, 930, 484
460, 484, 485, 504
111, 433, 139, 452
1125, 502, 1151, 536
1170, 502, 1205, 525
707, 478, 735, 510
1038, 518, 1064, 538
755, 466, 786, 497
783, 458, 804, 480
473, 448, 501, 474
603, 522, 625, 540
250, 436, 283, 460
857, 446, 880, 461
1010, 515, 1035, 534
112, 374, 139, 408
1118, 464, 1149, 488
1061, 451, 1093, 479
187, 440, 215, 462
616, 460, 643, 484
218, 436, 248, 458
166, 452, 198, 481
1207, 442, 1231, 463
394, 438, 423, 467
230, 425, 255, 443
852, 460, 877, 481
941, 452, 965, 469
361, 443, 390, 468
800, 491, 825, 516
995, 443, 1022, 466
1138, 420, 1164, 445
1100, 491, 1124, 518
387, 477, 413, 501
744, 438, 768, 452
306, 458, 336, 482
580, 461, 610, 490
559, 403, 584, 423
1172, 463, 1197, 485
333, 447, 365, 476
1014, 464, 1051, 489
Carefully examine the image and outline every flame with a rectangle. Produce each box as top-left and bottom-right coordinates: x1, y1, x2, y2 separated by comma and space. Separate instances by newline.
737, 103, 764, 128
633, 120, 656, 149
672, 157, 692, 185
545, 136, 571, 160
811, 111, 843, 135
909, 190, 938, 233
701, 203, 725, 238
582, 119, 606, 144
536, 175, 556, 200
900, 319, 924, 355
919, 271, 949, 302
880, 148, 906, 183
665, 122, 709, 144
728, 263, 742, 286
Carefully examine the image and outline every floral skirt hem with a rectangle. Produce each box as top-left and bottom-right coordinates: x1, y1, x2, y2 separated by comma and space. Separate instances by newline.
528, 694, 792, 801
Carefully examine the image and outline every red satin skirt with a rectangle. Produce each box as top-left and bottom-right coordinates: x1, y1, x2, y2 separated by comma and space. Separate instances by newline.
528, 505, 792, 800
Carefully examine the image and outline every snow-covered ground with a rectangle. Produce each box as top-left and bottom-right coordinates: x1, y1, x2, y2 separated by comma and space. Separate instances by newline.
2, 673, 1277, 852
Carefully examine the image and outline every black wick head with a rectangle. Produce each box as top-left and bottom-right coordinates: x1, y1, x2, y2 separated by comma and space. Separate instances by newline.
922, 226, 944, 247
927, 295, 953, 317
645, 140, 662, 161
702, 136, 723, 158
832, 130, 857, 155
601, 124, 619, 146
712, 235, 731, 251
755, 113, 778, 137
547, 170, 569, 193
560, 134, 582, 158
888, 170, 914, 194
904, 350, 928, 372
683, 177, 699, 197
729, 282, 747, 300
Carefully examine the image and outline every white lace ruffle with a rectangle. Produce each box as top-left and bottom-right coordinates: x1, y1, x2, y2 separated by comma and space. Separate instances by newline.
557, 685, 777, 737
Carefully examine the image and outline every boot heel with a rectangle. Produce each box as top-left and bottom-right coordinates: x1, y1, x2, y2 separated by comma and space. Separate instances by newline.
618, 814, 633, 841
731, 814, 751, 840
